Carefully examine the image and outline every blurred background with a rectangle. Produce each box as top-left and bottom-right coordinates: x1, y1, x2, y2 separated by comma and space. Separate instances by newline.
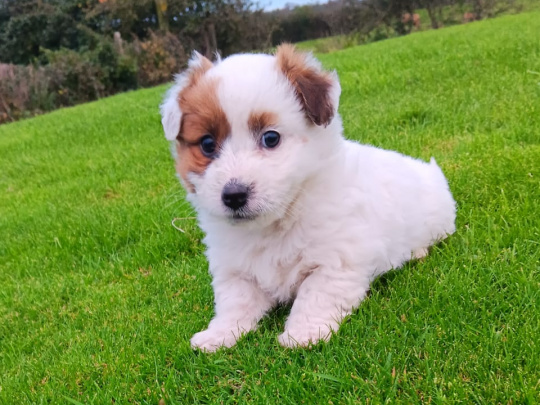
0, 0, 530, 125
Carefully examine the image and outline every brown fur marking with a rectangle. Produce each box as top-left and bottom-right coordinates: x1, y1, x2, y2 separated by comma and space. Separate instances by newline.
275, 44, 334, 127
248, 111, 278, 135
175, 57, 230, 192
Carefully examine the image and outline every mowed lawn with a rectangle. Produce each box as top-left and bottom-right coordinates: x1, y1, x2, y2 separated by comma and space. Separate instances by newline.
1, 12, 539, 404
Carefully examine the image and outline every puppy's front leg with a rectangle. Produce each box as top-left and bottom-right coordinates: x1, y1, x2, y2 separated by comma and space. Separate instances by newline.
191, 275, 274, 352
279, 270, 369, 348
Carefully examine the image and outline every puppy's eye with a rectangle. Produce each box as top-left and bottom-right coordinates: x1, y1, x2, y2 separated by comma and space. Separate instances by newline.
200, 135, 217, 157
261, 130, 280, 149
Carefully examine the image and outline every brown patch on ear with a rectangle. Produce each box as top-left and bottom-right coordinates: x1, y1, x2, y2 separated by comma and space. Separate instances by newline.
248, 111, 278, 134
174, 61, 231, 192
276, 44, 335, 127
183, 55, 213, 91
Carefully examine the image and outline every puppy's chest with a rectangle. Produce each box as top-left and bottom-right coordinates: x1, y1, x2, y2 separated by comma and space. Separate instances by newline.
211, 233, 312, 301
254, 250, 314, 302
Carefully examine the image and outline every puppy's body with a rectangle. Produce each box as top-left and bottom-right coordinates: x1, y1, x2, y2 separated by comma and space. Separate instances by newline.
161, 46, 456, 351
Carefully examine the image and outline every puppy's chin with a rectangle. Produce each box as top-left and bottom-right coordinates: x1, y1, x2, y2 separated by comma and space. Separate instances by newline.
217, 203, 283, 229
224, 211, 273, 228
225, 201, 298, 230
228, 211, 258, 223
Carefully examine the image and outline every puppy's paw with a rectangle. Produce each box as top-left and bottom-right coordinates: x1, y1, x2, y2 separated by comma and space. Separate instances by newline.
190, 328, 240, 352
278, 325, 333, 348
413, 247, 429, 260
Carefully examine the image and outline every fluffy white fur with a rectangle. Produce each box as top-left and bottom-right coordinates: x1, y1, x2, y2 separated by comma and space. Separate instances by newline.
161, 50, 456, 351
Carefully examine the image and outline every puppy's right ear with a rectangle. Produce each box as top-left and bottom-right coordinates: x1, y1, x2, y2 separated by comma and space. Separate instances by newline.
275, 44, 340, 127
160, 52, 213, 141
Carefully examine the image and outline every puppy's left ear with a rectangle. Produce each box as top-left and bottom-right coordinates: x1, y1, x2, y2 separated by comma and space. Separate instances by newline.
161, 82, 183, 141
276, 44, 341, 127
160, 51, 213, 141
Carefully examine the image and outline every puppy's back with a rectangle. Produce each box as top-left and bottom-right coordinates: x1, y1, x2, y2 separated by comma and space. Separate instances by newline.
341, 141, 456, 269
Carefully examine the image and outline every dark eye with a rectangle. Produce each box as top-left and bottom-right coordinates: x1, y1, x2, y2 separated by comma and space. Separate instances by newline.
261, 130, 280, 149
200, 134, 217, 157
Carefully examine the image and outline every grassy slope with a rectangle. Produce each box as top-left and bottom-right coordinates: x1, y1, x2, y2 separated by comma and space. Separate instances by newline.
297, 0, 540, 54
1, 11, 539, 404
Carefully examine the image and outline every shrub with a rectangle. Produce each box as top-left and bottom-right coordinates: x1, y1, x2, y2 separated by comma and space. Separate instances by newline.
43, 48, 107, 105
133, 31, 187, 87
0, 11, 98, 65
0, 32, 187, 124
41, 38, 139, 104
0, 63, 54, 123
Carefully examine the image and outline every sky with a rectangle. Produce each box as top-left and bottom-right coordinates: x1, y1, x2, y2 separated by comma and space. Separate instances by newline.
260, 0, 322, 11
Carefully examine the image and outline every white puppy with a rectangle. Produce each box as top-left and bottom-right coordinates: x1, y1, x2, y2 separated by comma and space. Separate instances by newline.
160, 44, 456, 351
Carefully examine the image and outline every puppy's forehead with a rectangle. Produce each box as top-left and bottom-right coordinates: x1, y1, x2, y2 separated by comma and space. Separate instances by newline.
207, 54, 297, 126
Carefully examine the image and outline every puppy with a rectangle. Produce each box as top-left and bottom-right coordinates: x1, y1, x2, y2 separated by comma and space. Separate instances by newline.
160, 44, 456, 351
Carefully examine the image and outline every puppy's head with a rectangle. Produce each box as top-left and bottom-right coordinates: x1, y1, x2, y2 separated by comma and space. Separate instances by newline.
161, 44, 342, 226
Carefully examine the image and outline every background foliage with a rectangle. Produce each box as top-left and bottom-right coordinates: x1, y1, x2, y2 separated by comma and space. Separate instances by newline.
0, 0, 533, 123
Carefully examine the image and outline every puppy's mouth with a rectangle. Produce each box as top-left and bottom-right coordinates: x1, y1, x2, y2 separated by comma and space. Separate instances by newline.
229, 211, 258, 222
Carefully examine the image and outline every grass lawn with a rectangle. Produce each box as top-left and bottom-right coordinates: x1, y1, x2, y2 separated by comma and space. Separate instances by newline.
296, 0, 540, 54
1, 11, 539, 404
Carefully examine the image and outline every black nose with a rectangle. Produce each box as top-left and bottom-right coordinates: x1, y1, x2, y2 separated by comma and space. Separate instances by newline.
221, 182, 249, 210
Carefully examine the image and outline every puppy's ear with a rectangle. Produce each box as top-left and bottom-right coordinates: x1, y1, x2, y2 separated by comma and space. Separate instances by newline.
275, 44, 340, 127
160, 51, 213, 141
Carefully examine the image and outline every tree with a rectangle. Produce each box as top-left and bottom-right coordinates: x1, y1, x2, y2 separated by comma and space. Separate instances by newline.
0, 7, 97, 64
417, 0, 443, 29
271, 6, 332, 45
354, 0, 417, 35
83, 0, 157, 38
155, 0, 169, 31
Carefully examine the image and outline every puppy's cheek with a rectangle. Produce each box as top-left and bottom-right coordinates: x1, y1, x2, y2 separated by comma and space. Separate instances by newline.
188, 170, 226, 214
175, 143, 212, 193
185, 172, 205, 194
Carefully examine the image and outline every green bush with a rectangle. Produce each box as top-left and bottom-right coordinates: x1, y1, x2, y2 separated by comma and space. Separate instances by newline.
0, 32, 186, 124
133, 31, 187, 87
43, 48, 107, 105
0, 11, 98, 65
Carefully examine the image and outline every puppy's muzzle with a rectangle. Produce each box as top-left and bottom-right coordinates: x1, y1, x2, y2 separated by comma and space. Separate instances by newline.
221, 181, 249, 211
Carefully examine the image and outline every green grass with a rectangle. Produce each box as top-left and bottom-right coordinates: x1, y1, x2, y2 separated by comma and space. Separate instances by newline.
1, 11, 540, 404
297, 0, 540, 54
